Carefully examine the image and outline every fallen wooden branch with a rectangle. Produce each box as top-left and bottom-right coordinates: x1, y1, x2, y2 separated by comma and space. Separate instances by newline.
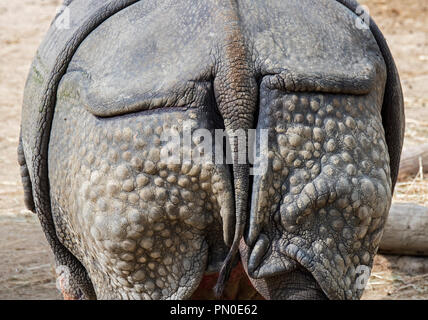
379, 203, 428, 256
398, 143, 428, 180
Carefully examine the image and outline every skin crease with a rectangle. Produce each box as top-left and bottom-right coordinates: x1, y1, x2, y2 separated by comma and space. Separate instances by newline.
19, 0, 404, 300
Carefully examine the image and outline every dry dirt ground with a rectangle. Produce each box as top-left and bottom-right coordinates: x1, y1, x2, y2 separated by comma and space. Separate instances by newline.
0, 0, 427, 300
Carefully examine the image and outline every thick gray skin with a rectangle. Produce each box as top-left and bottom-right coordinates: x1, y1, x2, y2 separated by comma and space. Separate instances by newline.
19, 0, 404, 300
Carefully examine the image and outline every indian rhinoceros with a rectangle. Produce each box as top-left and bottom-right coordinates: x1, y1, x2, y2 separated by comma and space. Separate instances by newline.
18, 0, 404, 300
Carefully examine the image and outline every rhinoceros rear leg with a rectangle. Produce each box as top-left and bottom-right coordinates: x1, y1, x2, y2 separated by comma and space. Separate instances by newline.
19, 134, 96, 300
244, 77, 392, 300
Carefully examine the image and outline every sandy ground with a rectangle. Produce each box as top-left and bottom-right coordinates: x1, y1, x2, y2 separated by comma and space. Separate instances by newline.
0, 0, 427, 300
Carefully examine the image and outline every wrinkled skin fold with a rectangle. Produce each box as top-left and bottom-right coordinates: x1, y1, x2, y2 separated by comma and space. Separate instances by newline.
19, 0, 404, 300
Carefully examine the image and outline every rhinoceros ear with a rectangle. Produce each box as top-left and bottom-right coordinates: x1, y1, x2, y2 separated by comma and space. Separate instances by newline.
336, 0, 405, 193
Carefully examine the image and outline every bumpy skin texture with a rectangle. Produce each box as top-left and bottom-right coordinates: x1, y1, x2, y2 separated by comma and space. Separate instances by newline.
20, 0, 404, 300
49, 88, 235, 299
243, 76, 390, 299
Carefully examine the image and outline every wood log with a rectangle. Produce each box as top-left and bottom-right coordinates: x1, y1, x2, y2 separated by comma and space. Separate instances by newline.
379, 203, 428, 256
398, 143, 428, 180
396, 256, 428, 275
